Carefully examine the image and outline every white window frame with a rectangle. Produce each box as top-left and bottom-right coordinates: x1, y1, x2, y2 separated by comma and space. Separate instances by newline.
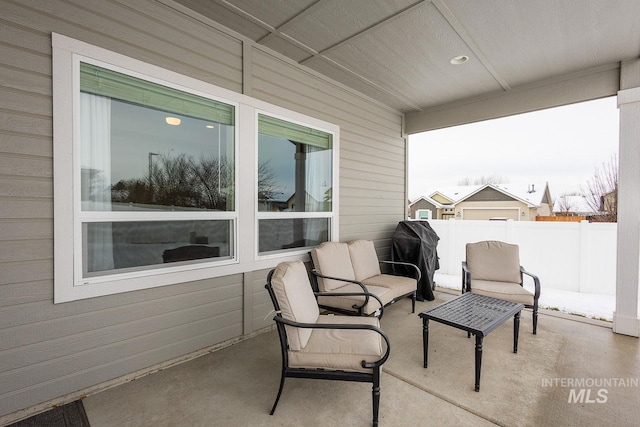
255, 110, 338, 259
52, 34, 339, 303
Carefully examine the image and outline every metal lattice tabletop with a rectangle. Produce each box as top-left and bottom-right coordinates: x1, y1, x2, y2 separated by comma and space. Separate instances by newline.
418, 292, 524, 391
420, 293, 523, 337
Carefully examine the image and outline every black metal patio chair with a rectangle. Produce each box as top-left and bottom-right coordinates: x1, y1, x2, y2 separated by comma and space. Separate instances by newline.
265, 260, 391, 427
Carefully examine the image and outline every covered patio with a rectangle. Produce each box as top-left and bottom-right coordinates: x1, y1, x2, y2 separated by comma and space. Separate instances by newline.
81, 293, 640, 426
2, 1, 640, 424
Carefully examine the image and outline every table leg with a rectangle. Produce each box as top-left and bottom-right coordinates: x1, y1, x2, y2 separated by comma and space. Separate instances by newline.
422, 318, 429, 368
475, 335, 483, 392
513, 311, 521, 353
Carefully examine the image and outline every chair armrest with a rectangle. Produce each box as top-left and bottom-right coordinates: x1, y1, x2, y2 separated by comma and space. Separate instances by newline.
273, 316, 391, 368
520, 266, 541, 300
380, 260, 422, 282
311, 270, 368, 292
461, 261, 471, 293
315, 291, 384, 318
311, 270, 374, 313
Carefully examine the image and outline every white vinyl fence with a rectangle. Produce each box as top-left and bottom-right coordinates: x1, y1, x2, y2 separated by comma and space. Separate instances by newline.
428, 219, 617, 296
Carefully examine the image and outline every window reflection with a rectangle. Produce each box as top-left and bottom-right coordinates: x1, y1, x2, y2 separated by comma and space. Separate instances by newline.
84, 220, 232, 276
258, 218, 329, 253
81, 98, 235, 212
257, 118, 332, 213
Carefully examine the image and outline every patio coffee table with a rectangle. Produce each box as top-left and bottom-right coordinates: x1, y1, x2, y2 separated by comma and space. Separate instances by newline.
418, 292, 524, 392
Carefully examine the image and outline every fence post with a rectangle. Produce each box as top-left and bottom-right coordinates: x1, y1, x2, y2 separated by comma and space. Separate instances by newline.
506, 219, 514, 243
447, 218, 456, 274
579, 220, 589, 293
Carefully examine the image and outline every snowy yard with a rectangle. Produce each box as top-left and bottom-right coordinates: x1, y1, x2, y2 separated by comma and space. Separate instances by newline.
434, 272, 616, 322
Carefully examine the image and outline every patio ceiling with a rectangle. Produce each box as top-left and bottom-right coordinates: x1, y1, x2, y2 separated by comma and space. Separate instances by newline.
171, 0, 640, 114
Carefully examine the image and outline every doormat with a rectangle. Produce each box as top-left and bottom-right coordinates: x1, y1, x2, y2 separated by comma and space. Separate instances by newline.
9, 401, 90, 427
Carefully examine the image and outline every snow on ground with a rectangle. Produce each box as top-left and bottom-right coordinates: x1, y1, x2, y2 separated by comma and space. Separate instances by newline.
434, 273, 615, 322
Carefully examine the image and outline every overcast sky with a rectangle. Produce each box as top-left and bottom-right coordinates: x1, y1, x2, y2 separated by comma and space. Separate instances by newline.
408, 96, 619, 202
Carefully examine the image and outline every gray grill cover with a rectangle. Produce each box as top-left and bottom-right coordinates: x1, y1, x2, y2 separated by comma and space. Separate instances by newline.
391, 220, 439, 301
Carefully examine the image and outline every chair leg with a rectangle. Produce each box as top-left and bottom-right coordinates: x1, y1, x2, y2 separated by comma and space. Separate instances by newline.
269, 371, 286, 415
411, 292, 416, 313
372, 367, 381, 427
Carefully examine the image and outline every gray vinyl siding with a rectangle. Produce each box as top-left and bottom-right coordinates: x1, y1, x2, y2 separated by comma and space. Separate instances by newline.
409, 199, 437, 219
0, 0, 405, 419
466, 187, 514, 202
245, 267, 274, 333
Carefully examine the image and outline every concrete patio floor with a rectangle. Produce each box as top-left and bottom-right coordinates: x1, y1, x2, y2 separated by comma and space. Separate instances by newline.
82, 290, 640, 426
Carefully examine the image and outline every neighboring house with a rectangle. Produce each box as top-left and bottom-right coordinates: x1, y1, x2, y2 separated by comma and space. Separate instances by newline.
258, 191, 293, 212
409, 186, 477, 220
603, 189, 618, 216
410, 183, 552, 221
408, 195, 443, 220
286, 191, 328, 212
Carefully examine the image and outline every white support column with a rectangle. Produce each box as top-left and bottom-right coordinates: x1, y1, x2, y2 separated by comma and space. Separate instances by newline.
614, 59, 640, 337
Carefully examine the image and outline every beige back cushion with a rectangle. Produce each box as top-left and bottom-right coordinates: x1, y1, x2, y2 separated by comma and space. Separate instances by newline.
270, 260, 319, 350
348, 240, 381, 281
466, 241, 521, 283
311, 241, 356, 291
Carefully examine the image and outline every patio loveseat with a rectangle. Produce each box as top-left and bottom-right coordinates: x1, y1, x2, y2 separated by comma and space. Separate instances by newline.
310, 240, 420, 316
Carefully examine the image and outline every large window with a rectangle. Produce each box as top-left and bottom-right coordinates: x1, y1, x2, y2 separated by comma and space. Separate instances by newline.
257, 114, 333, 254
79, 63, 236, 278
53, 34, 338, 302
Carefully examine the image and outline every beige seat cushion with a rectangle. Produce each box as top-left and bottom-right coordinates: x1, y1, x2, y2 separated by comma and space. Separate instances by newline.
288, 315, 384, 373
317, 283, 393, 315
362, 274, 415, 299
348, 239, 381, 281
470, 280, 534, 306
270, 261, 320, 350
466, 241, 521, 283
311, 241, 356, 291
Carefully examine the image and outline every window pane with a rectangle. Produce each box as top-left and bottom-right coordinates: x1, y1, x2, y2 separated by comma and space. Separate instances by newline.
80, 66, 235, 212
83, 220, 233, 276
258, 115, 332, 212
258, 218, 329, 254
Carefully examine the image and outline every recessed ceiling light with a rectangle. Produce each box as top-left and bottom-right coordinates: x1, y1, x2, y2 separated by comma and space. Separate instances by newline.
165, 117, 181, 126
450, 55, 469, 65
206, 125, 215, 129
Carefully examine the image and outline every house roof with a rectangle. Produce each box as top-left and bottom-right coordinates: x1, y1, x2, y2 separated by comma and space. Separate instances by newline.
414, 182, 550, 208
409, 195, 445, 209
484, 182, 550, 207
428, 185, 481, 204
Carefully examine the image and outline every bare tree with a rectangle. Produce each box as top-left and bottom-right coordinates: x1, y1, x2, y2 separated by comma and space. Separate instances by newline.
555, 193, 573, 216
555, 191, 584, 216
582, 154, 618, 222
113, 152, 277, 211
257, 160, 279, 202
457, 175, 509, 185
190, 154, 234, 210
